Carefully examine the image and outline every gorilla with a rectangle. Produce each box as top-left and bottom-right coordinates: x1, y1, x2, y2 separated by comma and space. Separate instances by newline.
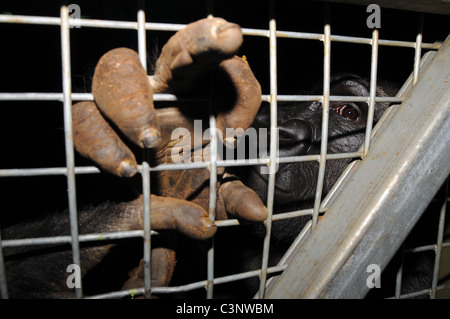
241, 74, 395, 238
170, 73, 400, 298
0, 18, 431, 299
173, 73, 436, 299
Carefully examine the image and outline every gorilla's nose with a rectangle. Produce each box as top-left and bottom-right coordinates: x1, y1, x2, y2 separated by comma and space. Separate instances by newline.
278, 119, 312, 156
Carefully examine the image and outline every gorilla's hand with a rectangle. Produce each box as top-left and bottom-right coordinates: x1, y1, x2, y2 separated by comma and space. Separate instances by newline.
72, 18, 267, 241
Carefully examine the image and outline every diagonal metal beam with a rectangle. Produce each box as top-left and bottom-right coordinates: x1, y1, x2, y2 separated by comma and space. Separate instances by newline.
265, 35, 450, 299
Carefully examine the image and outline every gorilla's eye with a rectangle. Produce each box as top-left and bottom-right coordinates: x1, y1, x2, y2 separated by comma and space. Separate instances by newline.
336, 104, 360, 120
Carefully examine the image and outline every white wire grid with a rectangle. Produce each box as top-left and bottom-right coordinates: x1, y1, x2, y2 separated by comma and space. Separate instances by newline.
0, 1, 447, 299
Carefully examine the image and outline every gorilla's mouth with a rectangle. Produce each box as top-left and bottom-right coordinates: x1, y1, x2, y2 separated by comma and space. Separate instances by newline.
249, 163, 300, 195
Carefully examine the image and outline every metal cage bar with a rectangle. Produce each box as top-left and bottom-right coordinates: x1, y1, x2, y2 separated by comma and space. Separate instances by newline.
137, 6, 153, 299
205, 1, 218, 299
413, 14, 424, 86
362, 29, 379, 156
312, 5, 331, 230
265, 35, 450, 298
60, 6, 83, 299
431, 179, 449, 298
261, 47, 438, 295
0, 13, 442, 49
258, 0, 278, 299
0, 225, 8, 299
207, 52, 219, 301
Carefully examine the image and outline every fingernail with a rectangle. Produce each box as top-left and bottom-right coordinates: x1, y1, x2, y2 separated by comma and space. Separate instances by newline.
119, 160, 137, 178
201, 218, 217, 238
202, 217, 216, 229
140, 128, 161, 148
216, 22, 240, 36
215, 22, 243, 55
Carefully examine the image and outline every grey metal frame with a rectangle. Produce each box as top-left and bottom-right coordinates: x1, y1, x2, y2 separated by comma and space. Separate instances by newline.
0, 1, 448, 299
265, 41, 450, 297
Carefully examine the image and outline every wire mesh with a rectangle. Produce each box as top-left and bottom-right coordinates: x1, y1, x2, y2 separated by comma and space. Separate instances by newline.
0, 1, 448, 299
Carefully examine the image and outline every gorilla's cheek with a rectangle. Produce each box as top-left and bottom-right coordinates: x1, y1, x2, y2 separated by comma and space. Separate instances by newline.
244, 162, 319, 206
274, 162, 319, 201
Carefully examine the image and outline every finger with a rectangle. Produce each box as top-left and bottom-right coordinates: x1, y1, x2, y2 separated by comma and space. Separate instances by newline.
219, 173, 268, 222
215, 56, 262, 148
122, 237, 176, 291
124, 250, 176, 291
148, 246, 176, 288
149, 17, 243, 93
150, 195, 217, 240
92, 47, 161, 149
72, 101, 138, 177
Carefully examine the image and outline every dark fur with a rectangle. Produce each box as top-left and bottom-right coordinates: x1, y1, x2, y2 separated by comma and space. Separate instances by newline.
2, 200, 145, 298
170, 74, 404, 298
3, 74, 433, 299
239, 74, 393, 241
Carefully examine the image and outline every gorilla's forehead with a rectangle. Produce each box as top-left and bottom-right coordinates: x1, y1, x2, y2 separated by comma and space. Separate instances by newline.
330, 78, 370, 96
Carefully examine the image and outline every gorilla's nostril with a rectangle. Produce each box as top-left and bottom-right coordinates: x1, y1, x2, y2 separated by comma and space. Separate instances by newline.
278, 119, 312, 156
278, 119, 312, 144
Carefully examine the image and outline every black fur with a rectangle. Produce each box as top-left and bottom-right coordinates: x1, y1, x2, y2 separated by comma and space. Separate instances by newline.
3, 74, 435, 299
170, 74, 403, 298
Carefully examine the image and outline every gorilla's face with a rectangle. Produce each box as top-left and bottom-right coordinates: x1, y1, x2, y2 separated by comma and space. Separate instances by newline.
239, 75, 394, 214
